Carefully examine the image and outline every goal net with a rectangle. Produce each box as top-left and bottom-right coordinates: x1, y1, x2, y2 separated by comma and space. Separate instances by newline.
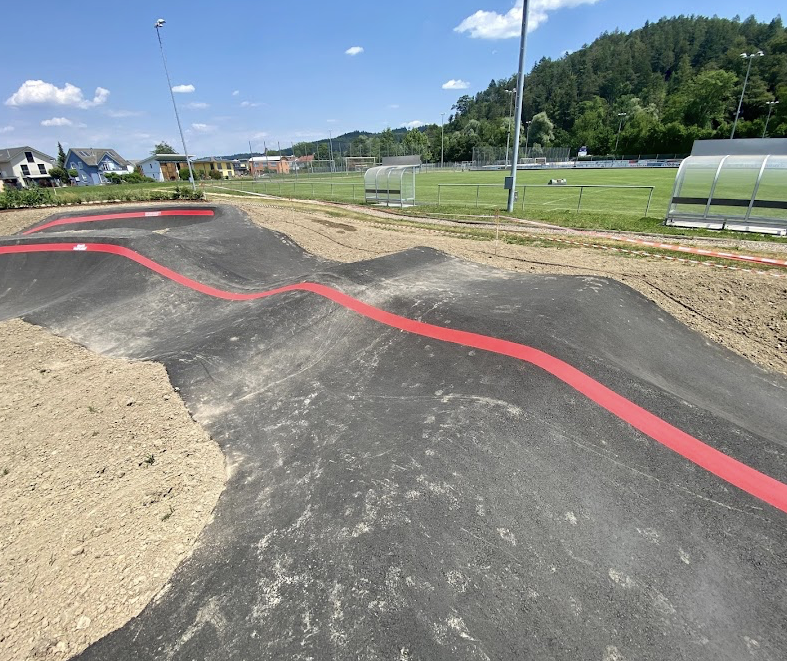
345, 156, 377, 172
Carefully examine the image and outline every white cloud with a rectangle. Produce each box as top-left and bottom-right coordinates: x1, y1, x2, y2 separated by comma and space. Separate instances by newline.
41, 117, 73, 127
232, 90, 240, 96
0, 125, 14, 133
191, 123, 214, 132
240, 101, 261, 108
345, 46, 364, 56
5, 80, 109, 108
442, 79, 470, 90
388, 104, 400, 109
455, 0, 601, 39
404, 120, 423, 128
250, 131, 268, 140
172, 84, 195, 93
326, 119, 338, 123
186, 102, 209, 109
106, 109, 143, 118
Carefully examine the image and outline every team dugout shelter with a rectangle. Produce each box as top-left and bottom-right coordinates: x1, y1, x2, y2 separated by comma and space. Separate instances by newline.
665, 138, 787, 235
365, 156, 421, 207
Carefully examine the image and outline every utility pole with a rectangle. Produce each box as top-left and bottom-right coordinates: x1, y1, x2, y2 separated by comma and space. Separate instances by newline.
507, 1, 529, 213
154, 19, 195, 191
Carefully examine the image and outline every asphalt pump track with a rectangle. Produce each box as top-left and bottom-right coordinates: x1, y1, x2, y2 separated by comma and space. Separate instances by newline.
1, 204, 786, 660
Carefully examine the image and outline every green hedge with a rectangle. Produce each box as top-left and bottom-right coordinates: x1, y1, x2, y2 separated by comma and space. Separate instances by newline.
0, 185, 203, 210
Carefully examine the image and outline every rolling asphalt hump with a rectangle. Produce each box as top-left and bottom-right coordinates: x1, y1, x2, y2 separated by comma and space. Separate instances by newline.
1, 204, 786, 660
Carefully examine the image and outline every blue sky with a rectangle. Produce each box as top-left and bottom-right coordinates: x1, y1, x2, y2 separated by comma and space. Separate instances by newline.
1, 1, 780, 159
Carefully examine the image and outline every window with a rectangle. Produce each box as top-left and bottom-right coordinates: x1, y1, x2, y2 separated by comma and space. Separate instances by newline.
21, 164, 30, 175
210, 163, 215, 170
38, 164, 47, 174
25, 151, 34, 163
70, 162, 77, 170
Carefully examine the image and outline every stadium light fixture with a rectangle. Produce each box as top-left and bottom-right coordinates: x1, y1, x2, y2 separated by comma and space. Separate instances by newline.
507, 1, 530, 213
614, 112, 627, 156
154, 18, 195, 191
763, 101, 779, 138
731, 50, 765, 139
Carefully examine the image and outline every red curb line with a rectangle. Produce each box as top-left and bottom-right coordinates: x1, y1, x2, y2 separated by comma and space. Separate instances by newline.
22, 209, 215, 235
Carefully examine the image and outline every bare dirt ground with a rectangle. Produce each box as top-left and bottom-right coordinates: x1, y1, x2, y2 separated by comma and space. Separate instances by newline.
0, 198, 785, 659
0, 320, 225, 661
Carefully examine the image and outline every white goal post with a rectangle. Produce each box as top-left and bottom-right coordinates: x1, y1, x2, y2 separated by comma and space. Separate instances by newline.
344, 156, 378, 172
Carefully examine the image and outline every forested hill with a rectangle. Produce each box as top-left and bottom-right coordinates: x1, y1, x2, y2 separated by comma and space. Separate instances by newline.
446, 15, 786, 158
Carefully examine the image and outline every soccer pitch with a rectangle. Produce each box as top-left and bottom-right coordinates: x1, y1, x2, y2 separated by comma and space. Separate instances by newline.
210, 168, 679, 219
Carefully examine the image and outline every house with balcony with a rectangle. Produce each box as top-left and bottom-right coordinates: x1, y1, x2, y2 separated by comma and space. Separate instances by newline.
192, 157, 236, 179
64, 148, 133, 185
0, 146, 55, 190
136, 153, 192, 182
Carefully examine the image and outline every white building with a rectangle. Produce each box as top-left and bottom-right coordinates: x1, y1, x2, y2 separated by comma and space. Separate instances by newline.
0, 146, 55, 190
136, 154, 192, 182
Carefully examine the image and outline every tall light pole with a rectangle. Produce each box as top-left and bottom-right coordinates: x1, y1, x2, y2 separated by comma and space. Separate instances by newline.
504, 89, 515, 167
328, 129, 334, 171
614, 112, 627, 156
731, 50, 765, 139
154, 19, 195, 191
507, 0, 530, 213
523, 120, 532, 161
440, 112, 445, 169
763, 101, 779, 138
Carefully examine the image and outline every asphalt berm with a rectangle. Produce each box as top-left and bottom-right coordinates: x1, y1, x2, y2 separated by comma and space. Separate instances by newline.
1, 204, 786, 660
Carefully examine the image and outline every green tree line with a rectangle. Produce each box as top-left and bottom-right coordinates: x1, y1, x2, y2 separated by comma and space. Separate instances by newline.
296, 15, 786, 163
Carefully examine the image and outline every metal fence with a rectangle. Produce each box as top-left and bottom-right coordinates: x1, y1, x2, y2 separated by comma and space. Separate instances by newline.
436, 183, 655, 216
473, 146, 571, 168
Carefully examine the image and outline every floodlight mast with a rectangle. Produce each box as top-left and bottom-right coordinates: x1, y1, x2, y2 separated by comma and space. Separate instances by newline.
763, 101, 779, 138
440, 113, 445, 169
504, 90, 515, 167
507, 1, 530, 213
731, 50, 765, 139
614, 112, 628, 155
155, 19, 196, 191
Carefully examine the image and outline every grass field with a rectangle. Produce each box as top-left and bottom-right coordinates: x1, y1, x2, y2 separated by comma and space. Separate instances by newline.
201, 166, 787, 240
205, 168, 676, 217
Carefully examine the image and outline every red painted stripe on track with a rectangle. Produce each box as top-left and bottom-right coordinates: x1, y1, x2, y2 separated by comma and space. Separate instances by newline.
3, 240, 787, 514
22, 209, 214, 235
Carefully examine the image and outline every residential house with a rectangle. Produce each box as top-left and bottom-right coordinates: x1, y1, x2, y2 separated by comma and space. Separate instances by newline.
64, 148, 133, 185
248, 155, 290, 176
136, 154, 192, 182
0, 146, 55, 190
191, 157, 236, 179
